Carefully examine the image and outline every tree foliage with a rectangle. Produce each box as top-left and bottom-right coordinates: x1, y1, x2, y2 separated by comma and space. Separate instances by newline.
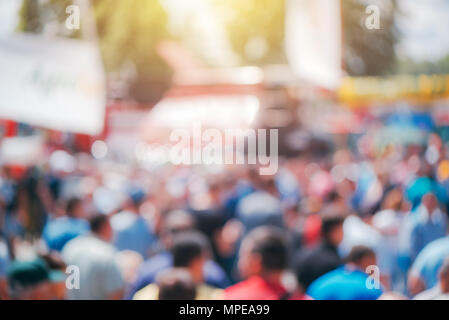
342, 0, 398, 76
218, 0, 399, 76
214, 0, 286, 66
17, 0, 173, 104
397, 55, 449, 75
17, 0, 81, 38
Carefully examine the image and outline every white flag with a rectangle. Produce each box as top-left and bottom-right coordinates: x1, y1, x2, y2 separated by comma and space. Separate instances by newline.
0, 33, 106, 135
285, 0, 342, 89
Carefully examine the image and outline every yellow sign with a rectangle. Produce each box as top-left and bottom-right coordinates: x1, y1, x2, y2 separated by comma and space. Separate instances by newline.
338, 75, 449, 106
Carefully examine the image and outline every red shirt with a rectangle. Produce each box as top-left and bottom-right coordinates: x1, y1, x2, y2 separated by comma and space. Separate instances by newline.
223, 276, 310, 300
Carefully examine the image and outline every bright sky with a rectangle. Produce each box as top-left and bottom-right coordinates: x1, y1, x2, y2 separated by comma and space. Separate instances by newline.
0, 0, 21, 35
1, 0, 448, 63
161, 0, 238, 66
396, 0, 449, 62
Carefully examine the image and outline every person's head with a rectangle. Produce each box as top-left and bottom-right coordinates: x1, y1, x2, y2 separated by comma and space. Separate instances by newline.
421, 192, 439, 213
207, 179, 223, 203
382, 188, 404, 211
320, 213, 345, 247
345, 245, 377, 272
438, 257, 449, 293
66, 197, 85, 219
171, 231, 211, 283
238, 226, 287, 280
259, 175, 278, 196
125, 187, 146, 212
156, 268, 197, 300
89, 214, 113, 242
160, 210, 196, 248
7, 259, 62, 300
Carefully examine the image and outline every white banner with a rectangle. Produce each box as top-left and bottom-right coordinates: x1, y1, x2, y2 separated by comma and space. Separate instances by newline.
285, 0, 342, 89
0, 33, 106, 135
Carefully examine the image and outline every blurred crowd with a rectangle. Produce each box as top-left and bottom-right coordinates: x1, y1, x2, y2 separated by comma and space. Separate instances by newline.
1, 111, 449, 300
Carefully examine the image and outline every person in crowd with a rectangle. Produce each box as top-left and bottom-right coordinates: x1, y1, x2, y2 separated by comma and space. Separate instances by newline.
408, 193, 448, 260
223, 226, 308, 300
4, 109, 449, 302
371, 188, 410, 292
0, 235, 10, 299
14, 168, 49, 238
42, 197, 89, 252
110, 187, 156, 258
133, 231, 222, 300
434, 257, 449, 300
414, 256, 449, 300
187, 179, 238, 280
156, 268, 197, 300
235, 174, 284, 234
339, 213, 382, 260
6, 258, 65, 300
307, 245, 383, 300
61, 214, 125, 300
293, 213, 345, 289
408, 236, 449, 296
115, 250, 144, 290
126, 210, 229, 299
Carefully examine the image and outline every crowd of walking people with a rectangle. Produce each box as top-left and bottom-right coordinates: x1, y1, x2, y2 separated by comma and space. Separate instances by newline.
1, 112, 449, 300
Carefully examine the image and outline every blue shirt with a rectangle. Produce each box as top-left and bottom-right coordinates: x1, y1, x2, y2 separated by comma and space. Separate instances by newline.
409, 207, 447, 260
307, 267, 383, 300
236, 191, 284, 233
126, 251, 230, 299
42, 217, 89, 252
110, 211, 156, 258
397, 206, 430, 270
410, 237, 449, 290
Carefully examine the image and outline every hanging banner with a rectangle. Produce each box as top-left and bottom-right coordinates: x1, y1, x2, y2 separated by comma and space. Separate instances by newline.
285, 0, 342, 89
0, 33, 106, 135
339, 75, 449, 106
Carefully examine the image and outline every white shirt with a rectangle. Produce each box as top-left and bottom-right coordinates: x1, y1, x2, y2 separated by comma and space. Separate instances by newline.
62, 234, 124, 300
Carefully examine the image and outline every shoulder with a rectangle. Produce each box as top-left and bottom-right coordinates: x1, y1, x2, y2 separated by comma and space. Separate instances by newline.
414, 237, 449, 266
197, 285, 224, 300
223, 278, 257, 299
141, 253, 172, 272
111, 211, 137, 231
133, 283, 159, 300
63, 236, 116, 260
310, 268, 342, 286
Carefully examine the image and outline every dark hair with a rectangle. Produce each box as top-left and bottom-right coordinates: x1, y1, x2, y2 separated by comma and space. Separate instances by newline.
66, 197, 82, 218
345, 245, 375, 264
244, 226, 288, 271
320, 214, 345, 239
171, 231, 210, 268
89, 214, 109, 234
157, 269, 196, 300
